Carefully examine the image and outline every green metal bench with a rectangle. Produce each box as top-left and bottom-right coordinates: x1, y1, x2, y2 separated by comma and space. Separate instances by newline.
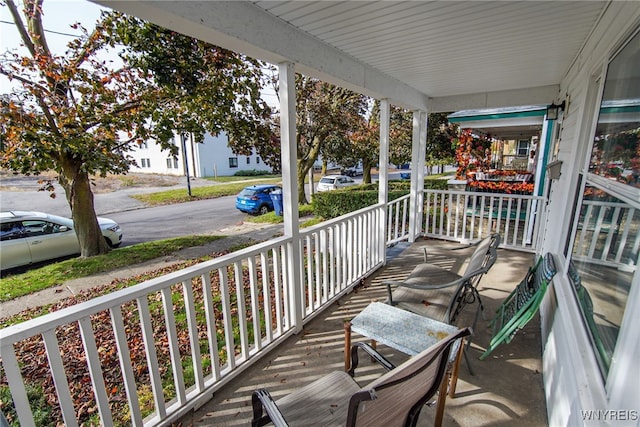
480, 252, 557, 360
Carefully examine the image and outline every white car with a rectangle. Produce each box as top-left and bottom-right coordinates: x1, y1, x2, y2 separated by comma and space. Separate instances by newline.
0, 211, 123, 270
316, 175, 358, 192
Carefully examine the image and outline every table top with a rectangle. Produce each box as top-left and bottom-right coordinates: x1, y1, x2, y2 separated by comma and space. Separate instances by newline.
350, 302, 460, 356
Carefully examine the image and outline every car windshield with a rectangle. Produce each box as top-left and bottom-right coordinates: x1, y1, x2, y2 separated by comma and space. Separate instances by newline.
320, 178, 335, 184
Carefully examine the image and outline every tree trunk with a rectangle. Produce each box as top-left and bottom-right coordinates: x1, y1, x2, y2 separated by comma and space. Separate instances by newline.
297, 164, 310, 204
58, 161, 110, 257
362, 158, 373, 184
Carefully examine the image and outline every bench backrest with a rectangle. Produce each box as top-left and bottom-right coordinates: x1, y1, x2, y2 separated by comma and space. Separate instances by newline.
479, 252, 557, 360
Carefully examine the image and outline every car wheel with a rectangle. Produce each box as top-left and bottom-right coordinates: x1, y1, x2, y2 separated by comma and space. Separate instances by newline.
104, 237, 120, 248
258, 205, 270, 215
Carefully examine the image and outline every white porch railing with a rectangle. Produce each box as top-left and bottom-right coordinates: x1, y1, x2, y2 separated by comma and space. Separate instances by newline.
572, 199, 639, 268
387, 194, 411, 244
0, 204, 385, 427
0, 188, 545, 426
422, 189, 545, 251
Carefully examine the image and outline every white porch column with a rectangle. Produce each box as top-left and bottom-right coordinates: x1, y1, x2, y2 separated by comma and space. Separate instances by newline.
409, 111, 427, 242
378, 99, 390, 263
279, 62, 303, 331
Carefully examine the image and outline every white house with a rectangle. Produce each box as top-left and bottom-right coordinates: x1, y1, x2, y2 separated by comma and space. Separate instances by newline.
129, 132, 272, 177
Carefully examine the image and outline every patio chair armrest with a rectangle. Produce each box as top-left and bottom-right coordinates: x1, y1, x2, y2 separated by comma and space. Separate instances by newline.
348, 342, 396, 377
252, 388, 289, 427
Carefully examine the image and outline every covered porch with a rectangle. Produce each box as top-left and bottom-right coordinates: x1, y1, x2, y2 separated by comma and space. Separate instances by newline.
181, 239, 545, 426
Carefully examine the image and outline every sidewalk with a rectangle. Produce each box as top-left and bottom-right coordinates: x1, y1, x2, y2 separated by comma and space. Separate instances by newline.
0, 221, 283, 319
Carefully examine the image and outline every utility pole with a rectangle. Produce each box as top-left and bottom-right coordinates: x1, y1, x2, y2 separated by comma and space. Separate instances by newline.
181, 133, 192, 196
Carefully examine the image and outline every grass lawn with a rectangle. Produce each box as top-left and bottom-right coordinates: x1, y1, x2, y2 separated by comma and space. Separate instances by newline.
0, 235, 224, 302
132, 178, 281, 206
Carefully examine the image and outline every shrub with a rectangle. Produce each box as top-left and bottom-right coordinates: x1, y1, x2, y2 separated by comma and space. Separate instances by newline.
311, 179, 449, 219
233, 169, 273, 177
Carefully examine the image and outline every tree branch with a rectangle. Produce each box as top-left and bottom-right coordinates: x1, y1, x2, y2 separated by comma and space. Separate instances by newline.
5, 0, 36, 57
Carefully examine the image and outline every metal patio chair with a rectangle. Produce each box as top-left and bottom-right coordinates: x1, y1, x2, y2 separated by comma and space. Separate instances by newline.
251, 328, 471, 427
384, 233, 500, 327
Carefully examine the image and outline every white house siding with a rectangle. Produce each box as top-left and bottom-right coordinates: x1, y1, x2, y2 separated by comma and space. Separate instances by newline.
128, 132, 272, 177
541, 4, 640, 426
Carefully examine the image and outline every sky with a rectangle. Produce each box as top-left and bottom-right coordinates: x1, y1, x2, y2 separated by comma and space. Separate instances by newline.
0, 0, 279, 106
1, 0, 107, 93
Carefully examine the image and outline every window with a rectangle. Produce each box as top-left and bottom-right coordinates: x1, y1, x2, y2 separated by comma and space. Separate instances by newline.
138, 141, 148, 149
517, 140, 529, 157
567, 30, 640, 378
1, 221, 25, 241
246, 156, 251, 165
140, 158, 151, 168
229, 157, 238, 168
257, 157, 261, 164
166, 157, 179, 169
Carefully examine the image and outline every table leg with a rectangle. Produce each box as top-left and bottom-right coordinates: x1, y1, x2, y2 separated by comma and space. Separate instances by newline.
449, 337, 465, 398
434, 371, 450, 427
344, 321, 351, 372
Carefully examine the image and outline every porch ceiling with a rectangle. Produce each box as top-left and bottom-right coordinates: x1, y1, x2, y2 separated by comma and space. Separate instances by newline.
95, 0, 609, 111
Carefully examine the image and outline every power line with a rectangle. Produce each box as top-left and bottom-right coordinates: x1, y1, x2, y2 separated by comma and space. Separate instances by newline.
0, 19, 81, 38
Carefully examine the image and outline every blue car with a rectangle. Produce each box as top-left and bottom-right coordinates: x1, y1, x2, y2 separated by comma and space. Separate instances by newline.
235, 184, 282, 215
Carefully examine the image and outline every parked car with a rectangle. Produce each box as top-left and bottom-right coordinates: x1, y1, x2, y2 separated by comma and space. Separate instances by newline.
0, 211, 123, 270
316, 175, 358, 192
341, 166, 363, 177
235, 184, 282, 215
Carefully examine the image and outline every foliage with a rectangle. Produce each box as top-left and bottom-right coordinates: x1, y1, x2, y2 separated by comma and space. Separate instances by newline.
0, 1, 271, 257
591, 128, 640, 185
233, 169, 275, 177
0, 383, 53, 426
467, 180, 534, 194
245, 204, 314, 224
426, 113, 458, 169
388, 106, 414, 167
0, 235, 224, 301
454, 129, 492, 179
291, 75, 370, 204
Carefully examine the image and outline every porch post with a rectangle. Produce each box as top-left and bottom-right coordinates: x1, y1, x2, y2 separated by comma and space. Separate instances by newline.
409, 111, 427, 242
378, 99, 390, 263
279, 62, 303, 332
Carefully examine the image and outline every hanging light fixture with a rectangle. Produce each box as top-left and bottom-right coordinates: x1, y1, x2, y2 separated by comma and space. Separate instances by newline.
546, 101, 566, 120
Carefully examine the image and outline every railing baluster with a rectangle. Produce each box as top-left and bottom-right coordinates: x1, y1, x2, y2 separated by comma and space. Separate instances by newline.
233, 261, 249, 362
42, 330, 78, 426
320, 229, 328, 302
110, 306, 143, 426
217, 268, 235, 370
272, 247, 284, 334
78, 317, 114, 426
247, 256, 262, 352
161, 287, 186, 405
200, 273, 222, 381
615, 210, 634, 263
260, 252, 273, 342
182, 279, 204, 391
1, 342, 35, 427
137, 296, 166, 419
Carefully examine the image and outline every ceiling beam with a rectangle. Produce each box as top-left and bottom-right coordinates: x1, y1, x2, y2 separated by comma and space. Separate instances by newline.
429, 85, 560, 113
94, 0, 430, 111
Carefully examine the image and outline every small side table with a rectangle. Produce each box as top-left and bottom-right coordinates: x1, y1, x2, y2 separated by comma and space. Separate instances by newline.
344, 302, 465, 427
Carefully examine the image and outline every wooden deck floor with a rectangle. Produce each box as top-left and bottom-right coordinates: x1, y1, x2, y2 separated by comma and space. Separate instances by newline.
179, 238, 547, 426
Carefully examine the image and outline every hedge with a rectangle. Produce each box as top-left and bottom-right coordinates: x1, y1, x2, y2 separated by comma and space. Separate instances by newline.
312, 179, 449, 219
